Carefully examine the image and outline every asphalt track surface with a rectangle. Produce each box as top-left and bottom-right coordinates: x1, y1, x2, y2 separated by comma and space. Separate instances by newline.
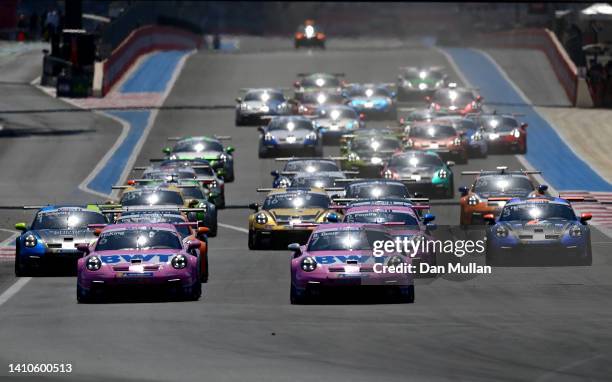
1, 39, 612, 381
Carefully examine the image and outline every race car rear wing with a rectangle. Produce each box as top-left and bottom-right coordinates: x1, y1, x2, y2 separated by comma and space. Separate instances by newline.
279, 170, 359, 176
461, 167, 542, 176
331, 197, 429, 204
167, 135, 232, 141
257, 187, 344, 192
397, 177, 433, 183
101, 207, 207, 214
274, 156, 346, 162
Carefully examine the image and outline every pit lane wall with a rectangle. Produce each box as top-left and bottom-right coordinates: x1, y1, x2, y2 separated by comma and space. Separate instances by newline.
93, 25, 203, 97
472, 28, 592, 107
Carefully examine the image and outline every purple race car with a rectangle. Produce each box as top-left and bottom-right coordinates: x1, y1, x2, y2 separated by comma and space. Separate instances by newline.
289, 223, 414, 304
76, 223, 202, 303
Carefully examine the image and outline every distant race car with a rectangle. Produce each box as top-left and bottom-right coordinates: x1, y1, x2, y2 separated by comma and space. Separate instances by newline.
344, 84, 397, 120
235, 88, 290, 126
469, 113, 527, 154
162, 136, 235, 182
404, 123, 468, 164
311, 104, 364, 143
428, 85, 482, 116
258, 116, 322, 158
247, 187, 336, 249
339, 127, 402, 154
398, 108, 437, 128
271, 158, 350, 188
396, 66, 448, 101
484, 196, 592, 266
382, 151, 455, 198
458, 167, 548, 226
76, 223, 203, 302
294, 19, 326, 49
341, 135, 403, 177
14, 205, 108, 276
292, 89, 346, 115
289, 224, 414, 304
293, 72, 345, 101
432, 116, 488, 158
336, 179, 418, 201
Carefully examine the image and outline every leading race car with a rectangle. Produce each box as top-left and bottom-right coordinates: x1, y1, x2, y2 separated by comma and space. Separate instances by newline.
235, 88, 290, 126
289, 224, 414, 304
162, 136, 235, 182
396, 66, 448, 101
484, 196, 592, 266
468, 113, 528, 154
293, 72, 345, 101
428, 85, 483, 116
14, 205, 109, 276
294, 19, 326, 49
459, 167, 548, 226
258, 116, 322, 158
76, 223, 202, 302
311, 104, 364, 143
248, 187, 336, 249
344, 84, 397, 120
382, 151, 455, 198
404, 123, 468, 164
340, 135, 403, 177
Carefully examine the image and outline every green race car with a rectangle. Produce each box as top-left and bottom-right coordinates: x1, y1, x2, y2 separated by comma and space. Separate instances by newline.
163, 136, 235, 182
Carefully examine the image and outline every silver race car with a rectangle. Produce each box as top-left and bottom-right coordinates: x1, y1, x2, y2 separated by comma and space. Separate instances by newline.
258, 116, 323, 158
235, 88, 290, 126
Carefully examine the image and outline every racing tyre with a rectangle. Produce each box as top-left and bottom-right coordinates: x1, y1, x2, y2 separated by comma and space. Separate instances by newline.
258, 143, 269, 158
248, 230, 261, 250
183, 278, 202, 301
200, 252, 209, 283
225, 167, 235, 183
14, 250, 32, 277
76, 284, 96, 303
290, 284, 310, 304
577, 241, 593, 266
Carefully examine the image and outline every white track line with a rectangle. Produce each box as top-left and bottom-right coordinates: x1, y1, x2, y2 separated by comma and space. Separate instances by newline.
218, 223, 249, 234
0, 278, 31, 308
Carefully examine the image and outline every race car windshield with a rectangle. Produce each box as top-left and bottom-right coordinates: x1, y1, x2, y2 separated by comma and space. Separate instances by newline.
302, 92, 344, 104
268, 120, 314, 131
173, 140, 224, 153
291, 177, 338, 188
144, 171, 195, 180
347, 184, 409, 199
346, 87, 390, 97
32, 211, 107, 230
301, 76, 340, 87
433, 90, 473, 106
499, 204, 576, 222
120, 191, 184, 206
285, 160, 339, 172
263, 193, 330, 210
480, 116, 519, 132
316, 108, 357, 119
435, 119, 477, 131
403, 70, 444, 81
179, 186, 205, 199
388, 155, 443, 168
116, 215, 191, 238
307, 229, 389, 251
409, 125, 456, 138
95, 229, 182, 251
474, 176, 534, 197
344, 211, 419, 226
352, 138, 400, 151
244, 91, 284, 102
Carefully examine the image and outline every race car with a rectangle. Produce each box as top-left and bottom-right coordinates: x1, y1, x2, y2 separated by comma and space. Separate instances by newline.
344, 84, 397, 120
431, 115, 488, 158
468, 113, 527, 154
340, 135, 403, 177
293, 72, 345, 101
311, 104, 364, 143
247, 187, 336, 249
404, 123, 468, 164
14, 205, 109, 276
271, 158, 350, 188
427, 85, 483, 116
258, 116, 322, 158
294, 19, 326, 49
76, 223, 202, 302
112, 207, 210, 282
235, 88, 290, 126
291, 89, 346, 115
397, 108, 436, 128
382, 151, 455, 198
335, 179, 418, 201
162, 136, 235, 182
289, 224, 414, 304
396, 66, 448, 101
458, 167, 548, 226
484, 196, 592, 266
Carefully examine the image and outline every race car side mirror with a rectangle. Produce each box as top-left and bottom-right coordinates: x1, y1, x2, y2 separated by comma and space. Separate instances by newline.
537, 184, 548, 194
188, 240, 201, 250
326, 213, 339, 223
288, 243, 301, 256
248, 203, 260, 211
423, 213, 435, 224
270, 170, 279, 177
458, 186, 469, 196
483, 214, 496, 225
197, 227, 209, 235
294, 81, 300, 88
580, 213, 592, 224
225, 146, 235, 154
14, 222, 27, 231
425, 96, 431, 103
162, 147, 172, 155
520, 122, 528, 129
476, 95, 483, 102
235, 97, 242, 103
76, 244, 90, 255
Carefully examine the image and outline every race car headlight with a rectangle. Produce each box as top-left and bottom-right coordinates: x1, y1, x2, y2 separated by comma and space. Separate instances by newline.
472, 132, 483, 141
404, 80, 413, 88
348, 153, 360, 162
240, 103, 248, 110
264, 132, 274, 141
387, 255, 404, 267
301, 256, 317, 272
370, 157, 382, 165
383, 170, 393, 179
405, 138, 414, 148
453, 137, 462, 146
418, 83, 428, 90
207, 180, 218, 189
468, 195, 480, 206
306, 132, 318, 141
512, 129, 521, 138
171, 254, 188, 270
278, 178, 291, 188
219, 153, 228, 163
255, 213, 268, 224
495, 226, 508, 238
24, 234, 37, 247
86, 256, 102, 271
298, 105, 308, 113
261, 105, 270, 113
569, 224, 582, 238
438, 169, 448, 179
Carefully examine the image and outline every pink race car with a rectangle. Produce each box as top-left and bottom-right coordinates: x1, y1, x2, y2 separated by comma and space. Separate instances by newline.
76, 223, 202, 303
289, 223, 414, 304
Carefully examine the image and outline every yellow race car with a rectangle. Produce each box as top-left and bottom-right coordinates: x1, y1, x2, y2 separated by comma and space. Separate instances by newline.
247, 187, 339, 249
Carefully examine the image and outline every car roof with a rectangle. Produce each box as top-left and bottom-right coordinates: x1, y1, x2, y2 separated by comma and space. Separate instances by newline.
267, 187, 328, 196
101, 223, 179, 232
313, 223, 387, 233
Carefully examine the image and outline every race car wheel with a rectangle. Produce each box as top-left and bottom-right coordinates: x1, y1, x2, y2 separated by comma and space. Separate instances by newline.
290, 284, 310, 304
183, 278, 202, 301
225, 167, 235, 183
218, 192, 226, 209
200, 251, 209, 283
576, 241, 593, 266
248, 230, 262, 250
396, 285, 415, 304
76, 284, 96, 303
14, 250, 32, 277
258, 143, 269, 158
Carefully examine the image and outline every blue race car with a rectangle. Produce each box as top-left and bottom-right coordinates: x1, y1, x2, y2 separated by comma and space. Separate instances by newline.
344, 83, 397, 120
14, 205, 109, 276
258, 116, 323, 158
432, 115, 488, 158
484, 196, 593, 266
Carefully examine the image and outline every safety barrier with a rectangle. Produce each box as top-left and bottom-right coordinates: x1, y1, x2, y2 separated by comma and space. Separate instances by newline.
93, 25, 203, 97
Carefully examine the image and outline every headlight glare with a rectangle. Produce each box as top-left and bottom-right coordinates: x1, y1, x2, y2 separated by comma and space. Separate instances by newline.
301, 256, 317, 272
495, 226, 508, 238
255, 213, 268, 224
86, 256, 102, 271
569, 225, 582, 237
468, 195, 480, 205
24, 234, 37, 247
171, 254, 188, 269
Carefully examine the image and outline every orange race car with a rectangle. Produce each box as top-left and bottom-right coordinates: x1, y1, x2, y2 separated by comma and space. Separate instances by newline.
295, 20, 326, 49
458, 167, 548, 226
404, 122, 469, 164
